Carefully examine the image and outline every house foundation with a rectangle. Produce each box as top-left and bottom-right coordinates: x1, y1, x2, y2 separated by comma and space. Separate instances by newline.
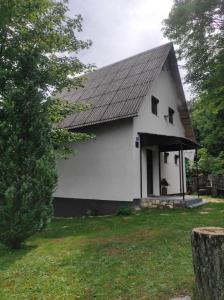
134, 195, 206, 209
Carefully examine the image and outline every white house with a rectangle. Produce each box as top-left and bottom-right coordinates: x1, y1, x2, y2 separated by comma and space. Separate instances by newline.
54, 43, 198, 217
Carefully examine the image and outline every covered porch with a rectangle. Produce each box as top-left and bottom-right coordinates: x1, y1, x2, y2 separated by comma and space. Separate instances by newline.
138, 132, 200, 202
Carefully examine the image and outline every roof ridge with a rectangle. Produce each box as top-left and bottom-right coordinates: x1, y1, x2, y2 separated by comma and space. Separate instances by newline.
131, 43, 173, 115
91, 42, 173, 74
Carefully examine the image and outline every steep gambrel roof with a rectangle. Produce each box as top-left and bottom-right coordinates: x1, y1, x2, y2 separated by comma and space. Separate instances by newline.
59, 43, 195, 141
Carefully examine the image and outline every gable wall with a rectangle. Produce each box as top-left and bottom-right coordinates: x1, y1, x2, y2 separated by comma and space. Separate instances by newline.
134, 62, 186, 137
133, 63, 187, 196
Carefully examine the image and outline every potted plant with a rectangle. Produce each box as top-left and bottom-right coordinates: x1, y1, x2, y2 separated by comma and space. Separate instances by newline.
161, 178, 169, 195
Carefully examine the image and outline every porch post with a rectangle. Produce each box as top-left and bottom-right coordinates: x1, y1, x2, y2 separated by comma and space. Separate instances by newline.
180, 144, 185, 201
195, 148, 200, 199
158, 147, 161, 195
179, 149, 182, 195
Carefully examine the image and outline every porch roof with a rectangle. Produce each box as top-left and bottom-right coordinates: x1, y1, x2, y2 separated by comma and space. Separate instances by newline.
139, 132, 199, 152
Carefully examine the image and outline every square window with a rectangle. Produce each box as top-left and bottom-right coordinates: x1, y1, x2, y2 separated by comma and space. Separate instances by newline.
168, 107, 175, 124
151, 96, 159, 115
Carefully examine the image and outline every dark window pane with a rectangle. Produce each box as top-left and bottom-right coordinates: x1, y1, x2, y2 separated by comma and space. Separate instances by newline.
174, 154, 179, 164
151, 96, 159, 115
164, 152, 169, 163
168, 107, 174, 124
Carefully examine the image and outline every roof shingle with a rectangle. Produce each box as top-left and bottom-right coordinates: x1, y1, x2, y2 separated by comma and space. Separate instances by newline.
59, 43, 172, 129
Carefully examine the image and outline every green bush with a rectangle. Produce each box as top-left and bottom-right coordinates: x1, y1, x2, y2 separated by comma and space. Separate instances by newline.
116, 206, 134, 216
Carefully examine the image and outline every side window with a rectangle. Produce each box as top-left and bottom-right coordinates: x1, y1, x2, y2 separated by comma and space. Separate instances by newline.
151, 96, 159, 116
168, 107, 175, 124
174, 154, 179, 165
164, 152, 169, 164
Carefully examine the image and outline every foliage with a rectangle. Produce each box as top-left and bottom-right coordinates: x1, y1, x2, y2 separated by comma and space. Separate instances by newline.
191, 52, 224, 157
163, 0, 224, 91
201, 150, 224, 176
0, 203, 224, 299
196, 148, 213, 175
0, 0, 92, 248
186, 148, 224, 177
185, 158, 191, 176
191, 52, 224, 175
116, 206, 135, 216
48, 98, 94, 158
163, 0, 224, 175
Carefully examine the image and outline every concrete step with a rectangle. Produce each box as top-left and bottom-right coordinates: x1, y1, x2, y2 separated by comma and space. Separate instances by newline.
186, 200, 208, 209
184, 198, 202, 206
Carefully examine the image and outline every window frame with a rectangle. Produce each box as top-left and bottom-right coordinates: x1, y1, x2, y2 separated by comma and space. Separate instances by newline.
164, 152, 169, 164
168, 107, 175, 124
151, 96, 159, 116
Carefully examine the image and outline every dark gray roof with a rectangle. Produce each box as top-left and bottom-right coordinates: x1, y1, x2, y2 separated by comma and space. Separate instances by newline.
59, 43, 172, 129
59, 42, 195, 142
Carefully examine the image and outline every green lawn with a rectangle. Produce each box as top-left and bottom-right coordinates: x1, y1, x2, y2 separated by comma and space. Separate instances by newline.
1, 203, 224, 300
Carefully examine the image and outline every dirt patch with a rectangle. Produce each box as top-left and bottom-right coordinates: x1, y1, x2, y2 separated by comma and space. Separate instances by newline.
52, 238, 65, 243
104, 246, 152, 257
134, 228, 156, 241
203, 197, 224, 203
104, 247, 126, 256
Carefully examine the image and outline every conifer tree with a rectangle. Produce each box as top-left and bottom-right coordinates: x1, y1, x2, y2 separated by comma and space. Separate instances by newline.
0, 0, 91, 248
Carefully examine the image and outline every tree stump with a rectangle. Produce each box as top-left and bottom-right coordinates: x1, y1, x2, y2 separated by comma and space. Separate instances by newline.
191, 227, 224, 300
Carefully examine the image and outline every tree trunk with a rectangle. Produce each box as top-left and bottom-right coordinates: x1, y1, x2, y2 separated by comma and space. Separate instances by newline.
191, 227, 224, 300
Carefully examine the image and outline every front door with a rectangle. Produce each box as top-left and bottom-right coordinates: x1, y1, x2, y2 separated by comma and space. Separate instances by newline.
147, 149, 153, 196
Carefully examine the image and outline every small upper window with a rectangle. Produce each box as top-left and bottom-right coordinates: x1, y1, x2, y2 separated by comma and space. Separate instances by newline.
164, 152, 169, 164
168, 107, 175, 124
151, 96, 159, 116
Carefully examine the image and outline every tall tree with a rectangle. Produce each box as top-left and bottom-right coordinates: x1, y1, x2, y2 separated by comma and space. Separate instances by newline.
163, 0, 224, 175
163, 0, 224, 91
0, 0, 92, 249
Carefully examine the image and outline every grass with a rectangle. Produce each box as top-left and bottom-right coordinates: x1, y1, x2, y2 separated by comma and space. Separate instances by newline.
0, 202, 224, 300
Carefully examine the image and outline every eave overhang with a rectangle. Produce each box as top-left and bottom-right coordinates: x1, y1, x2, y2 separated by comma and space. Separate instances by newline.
139, 132, 199, 152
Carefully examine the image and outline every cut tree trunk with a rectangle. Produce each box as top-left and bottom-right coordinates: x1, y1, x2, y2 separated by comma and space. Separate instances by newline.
191, 227, 224, 300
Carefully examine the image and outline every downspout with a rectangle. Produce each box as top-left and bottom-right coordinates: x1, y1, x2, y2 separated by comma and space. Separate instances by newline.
139, 135, 143, 199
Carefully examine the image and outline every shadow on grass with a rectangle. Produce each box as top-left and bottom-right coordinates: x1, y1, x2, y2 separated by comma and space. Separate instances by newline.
0, 243, 37, 271
36, 215, 128, 240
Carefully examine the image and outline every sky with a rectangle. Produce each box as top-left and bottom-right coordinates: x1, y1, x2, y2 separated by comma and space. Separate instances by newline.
68, 0, 191, 98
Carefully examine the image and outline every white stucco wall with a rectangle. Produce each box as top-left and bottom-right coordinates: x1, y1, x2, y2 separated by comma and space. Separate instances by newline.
56, 60, 189, 202
134, 64, 186, 137
133, 62, 187, 196
55, 119, 135, 202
